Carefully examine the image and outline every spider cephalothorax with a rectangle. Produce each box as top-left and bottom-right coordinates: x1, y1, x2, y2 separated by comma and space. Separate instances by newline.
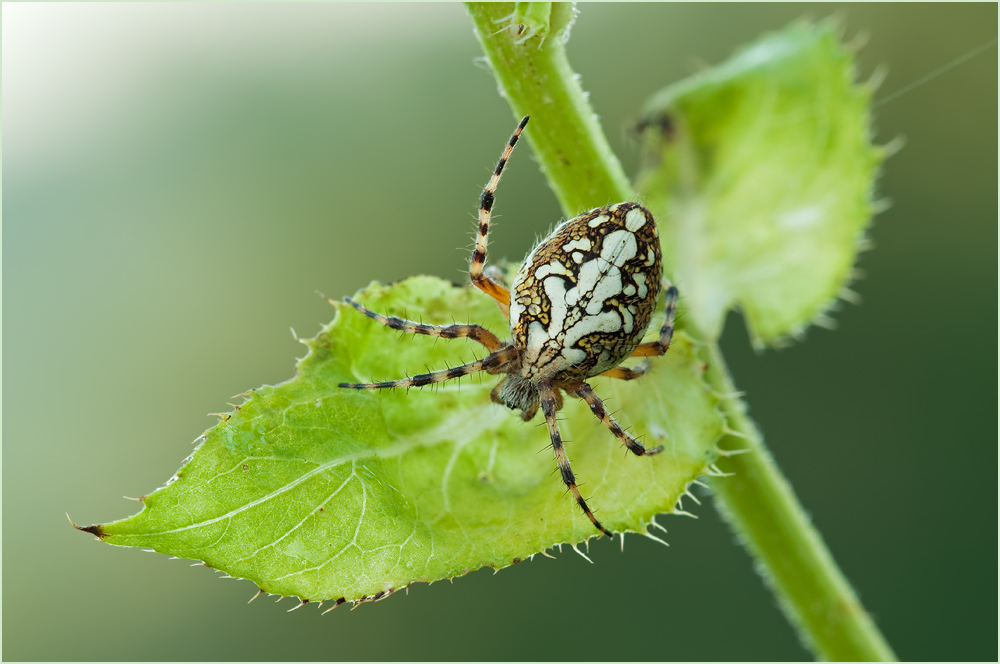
339, 117, 677, 537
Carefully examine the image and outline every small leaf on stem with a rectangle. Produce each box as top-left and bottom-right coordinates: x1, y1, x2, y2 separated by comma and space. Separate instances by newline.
635, 22, 884, 347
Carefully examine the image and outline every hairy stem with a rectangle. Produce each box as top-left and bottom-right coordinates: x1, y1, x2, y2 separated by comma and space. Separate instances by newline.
467, 2, 632, 215
466, 3, 896, 660
705, 343, 896, 661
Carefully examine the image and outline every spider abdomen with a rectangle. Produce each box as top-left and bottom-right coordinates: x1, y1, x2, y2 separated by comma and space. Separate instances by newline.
508, 202, 663, 380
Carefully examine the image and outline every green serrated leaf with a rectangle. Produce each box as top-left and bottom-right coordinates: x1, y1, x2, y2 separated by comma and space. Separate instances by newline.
635, 22, 883, 346
89, 275, 723, 603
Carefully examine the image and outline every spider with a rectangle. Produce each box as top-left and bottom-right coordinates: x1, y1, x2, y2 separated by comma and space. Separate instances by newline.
339, 116, 678, 538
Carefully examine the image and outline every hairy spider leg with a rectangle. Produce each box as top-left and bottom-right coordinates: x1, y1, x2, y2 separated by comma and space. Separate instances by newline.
469, 116, 530, 314
340, 297, 505, 352
571, 382, 663, 457
630, 278, 679, 357
539, 381, 614, 538
340, 347, 517, 390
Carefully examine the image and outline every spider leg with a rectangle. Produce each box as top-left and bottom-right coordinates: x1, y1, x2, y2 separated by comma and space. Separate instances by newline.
600, 361, 652, 381
630, 278, 678, 357
539, 381, 613, 538
469, 116, 529, 313
340, 347, 517, 390
572, 382, 663, 457
341, 297, 504, 351
520, 400, 539, 422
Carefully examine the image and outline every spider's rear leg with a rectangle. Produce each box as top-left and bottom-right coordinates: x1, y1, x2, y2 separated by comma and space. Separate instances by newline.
341, 347, 517, 390
469, 117, 529, 314
601, 361, 652, 381
539, 382, 613, 538
631, 278, 679, 358
338, 297, 504, 352
571, 382, 663, 457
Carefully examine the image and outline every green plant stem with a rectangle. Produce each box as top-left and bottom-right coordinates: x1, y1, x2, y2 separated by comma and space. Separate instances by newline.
466, 3, 632, 215
704, 343, 896, 661
466, 3, 896, 661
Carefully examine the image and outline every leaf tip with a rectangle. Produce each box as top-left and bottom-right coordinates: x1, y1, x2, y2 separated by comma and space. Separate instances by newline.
68, 513, 106, 540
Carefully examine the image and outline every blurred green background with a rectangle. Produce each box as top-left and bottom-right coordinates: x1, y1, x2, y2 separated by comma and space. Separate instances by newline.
3, 3, 996, 661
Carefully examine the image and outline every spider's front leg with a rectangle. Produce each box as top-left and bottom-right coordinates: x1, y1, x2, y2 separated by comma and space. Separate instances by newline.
539, 381, 614, 538
469, 116, 529, 316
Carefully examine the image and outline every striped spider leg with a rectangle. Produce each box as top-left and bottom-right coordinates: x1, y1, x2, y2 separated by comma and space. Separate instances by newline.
339, 116, 681, 537
468, 115, 529, 319
337, 116, 527, 393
